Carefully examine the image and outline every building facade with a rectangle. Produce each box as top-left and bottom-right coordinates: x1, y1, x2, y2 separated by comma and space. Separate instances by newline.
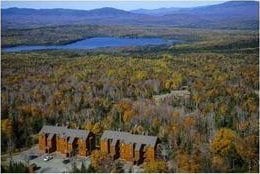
100, 130, 159, 164
39, 125, 95, 157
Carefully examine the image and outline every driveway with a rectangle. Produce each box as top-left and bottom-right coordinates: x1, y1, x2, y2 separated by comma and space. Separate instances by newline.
9, 146, 91, 173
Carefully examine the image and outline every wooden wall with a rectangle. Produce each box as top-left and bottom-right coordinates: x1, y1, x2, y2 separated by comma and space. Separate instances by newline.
78, 139, 87, 156
56, 137, 68, 154
144, 146, 156, 162
39, 132, 96, 157
120, 143, 134, 161
38, 130, 160, 163
38, 133, 46, 151
100, 140, 109, 154
100, 139, 158, 163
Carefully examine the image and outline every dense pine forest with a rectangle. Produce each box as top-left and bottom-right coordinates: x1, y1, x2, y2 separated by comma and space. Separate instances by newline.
1, 23, 259, 172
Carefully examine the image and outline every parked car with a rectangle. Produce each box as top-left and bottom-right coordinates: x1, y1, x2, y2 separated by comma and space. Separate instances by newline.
62, 158, 70, 164
43, 155, 53, 161
28, 154, 38, 160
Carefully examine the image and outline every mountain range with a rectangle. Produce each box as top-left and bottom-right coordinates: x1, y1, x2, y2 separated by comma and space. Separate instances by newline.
2, 1, 259, 30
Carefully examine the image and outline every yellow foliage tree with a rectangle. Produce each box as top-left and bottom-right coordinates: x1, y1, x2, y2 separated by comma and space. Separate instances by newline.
143, 160, 168, 173
123, 109, 135, 123
1, 118, 13, 138
171, 72, 183, 89
90, 150, 107, 169
116, 100, 135, 123
107, 69, 116, 78
92, 122, 103, 135
69, 122, 77, 129
192, 92, 202, 108
132, 70, 148, 81
84, 122, 94, 131
101, 116, 113, 130
210, 128, 237, 156
135, 125, 144, 134
164, 72, 183, 90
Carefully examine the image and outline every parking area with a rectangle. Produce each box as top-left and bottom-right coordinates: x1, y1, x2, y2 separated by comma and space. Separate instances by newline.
30, 153, 90, 173
7, 146, 144, 173
11, 146, 91, 173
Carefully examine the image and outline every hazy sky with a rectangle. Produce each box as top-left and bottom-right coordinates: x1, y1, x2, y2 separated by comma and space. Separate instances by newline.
2, 1, 227, 10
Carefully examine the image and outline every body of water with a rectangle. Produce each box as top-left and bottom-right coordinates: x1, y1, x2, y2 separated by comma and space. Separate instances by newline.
2, 37, 182, 52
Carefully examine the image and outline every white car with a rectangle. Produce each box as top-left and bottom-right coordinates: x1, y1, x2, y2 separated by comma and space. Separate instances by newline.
43, 155, 53, 161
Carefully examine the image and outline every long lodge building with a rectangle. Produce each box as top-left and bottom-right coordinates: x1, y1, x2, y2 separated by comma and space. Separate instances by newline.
38, 125, 159, 164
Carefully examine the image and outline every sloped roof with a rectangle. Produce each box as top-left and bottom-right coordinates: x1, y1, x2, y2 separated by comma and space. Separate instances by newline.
153, 89, 191, 101
101, 130, 158, 147
40, 125, 90, 141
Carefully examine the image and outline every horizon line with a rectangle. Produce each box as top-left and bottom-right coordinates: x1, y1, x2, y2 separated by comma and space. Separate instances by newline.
1, 1, 230, 11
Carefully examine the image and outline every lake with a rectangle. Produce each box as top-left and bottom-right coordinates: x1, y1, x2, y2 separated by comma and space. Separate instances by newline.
2, 37, 182, 52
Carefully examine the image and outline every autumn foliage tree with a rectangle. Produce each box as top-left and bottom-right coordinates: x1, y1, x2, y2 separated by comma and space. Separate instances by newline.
175, 150, 202, 173
143, 160, 168, 173
1, 29, 258, 173
90, 150, 118, 172
210, 128, 249, 172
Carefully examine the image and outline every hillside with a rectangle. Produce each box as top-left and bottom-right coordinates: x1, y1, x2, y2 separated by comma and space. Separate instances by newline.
132, 1, 258, 17
133, 1, 259, 29
1, 7, 146, 29
1, 1, 259, 30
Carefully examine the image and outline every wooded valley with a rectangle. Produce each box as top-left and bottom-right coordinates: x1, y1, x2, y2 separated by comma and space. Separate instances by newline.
1, 25, 259, 172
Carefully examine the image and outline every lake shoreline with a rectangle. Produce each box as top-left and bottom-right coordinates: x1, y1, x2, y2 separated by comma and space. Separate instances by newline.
1, 37, 91, 48
1, 36, 174, 49
2, 37, 181, 52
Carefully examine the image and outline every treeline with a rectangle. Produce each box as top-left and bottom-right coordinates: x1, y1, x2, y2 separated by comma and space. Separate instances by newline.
1, 161, 29, 173
2, 24, 257, 47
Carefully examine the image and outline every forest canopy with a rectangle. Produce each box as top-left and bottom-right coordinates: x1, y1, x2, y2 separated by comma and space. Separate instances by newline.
1, 26, 259, 172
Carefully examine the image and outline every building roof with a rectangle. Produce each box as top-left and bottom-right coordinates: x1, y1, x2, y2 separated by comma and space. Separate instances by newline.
101, 130, 158, 147
40, 125, 90, 141
153, 89, 191, 102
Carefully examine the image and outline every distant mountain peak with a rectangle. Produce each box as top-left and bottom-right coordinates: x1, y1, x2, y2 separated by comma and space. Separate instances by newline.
221, 0, 259, 5
87, 7, 131, 14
